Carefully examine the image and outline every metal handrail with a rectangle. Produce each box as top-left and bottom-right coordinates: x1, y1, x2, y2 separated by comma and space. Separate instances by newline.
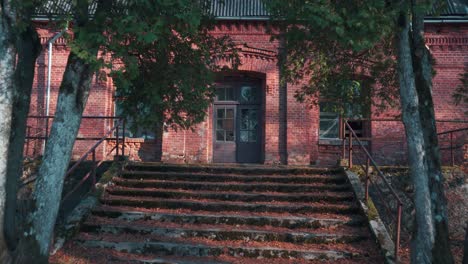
342, 119, 403, 260
341, 118, 467, 166
61, 118, 125, 202
437, 127, 468, 166
22, 117, 127, 203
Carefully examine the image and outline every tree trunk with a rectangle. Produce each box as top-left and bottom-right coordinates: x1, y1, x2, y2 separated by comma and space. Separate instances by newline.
13, 51, 96, 263
396, 11, 435, 264
4, 25, 42, 251
0, 0, 16, 262
411, 5, 454, 263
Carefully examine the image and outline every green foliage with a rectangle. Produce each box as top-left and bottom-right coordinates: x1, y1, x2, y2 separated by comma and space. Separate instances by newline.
104, 0, 239, 130
453, 72, 468, 115
263, 0, 400, 115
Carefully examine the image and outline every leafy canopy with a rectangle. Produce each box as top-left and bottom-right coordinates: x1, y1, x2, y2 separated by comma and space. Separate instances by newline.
104, 0, 238, 130
263, 0, 399, 115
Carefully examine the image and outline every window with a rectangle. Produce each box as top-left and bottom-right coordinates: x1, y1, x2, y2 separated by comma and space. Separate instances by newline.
319, 102, 368, 139
215, 107, 235, 142
216, 85, 236, 101
319, 102, 340, 139
114, 99, 155, 139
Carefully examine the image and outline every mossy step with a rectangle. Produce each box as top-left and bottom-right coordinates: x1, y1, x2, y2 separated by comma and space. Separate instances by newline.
109, 254, 230, 264
106, 187, 355, 203
112, 178, 351, 193
100, 197, 360, 214
81, 223, 367, 244
125, 163, 338, 176
121, 171, 347, 184
92, 209, 365, 229
79, 239, 358, 261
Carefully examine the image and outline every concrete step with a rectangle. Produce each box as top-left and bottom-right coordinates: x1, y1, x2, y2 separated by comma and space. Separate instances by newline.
78, 238, 358, 261
81, 222, 368, 244
106, 187, 355, 203
125, 163, 339, 176
91, 207, 365, 229
121, 171, 348, 184
100, 196, 360, 215
112, 178, 352, 193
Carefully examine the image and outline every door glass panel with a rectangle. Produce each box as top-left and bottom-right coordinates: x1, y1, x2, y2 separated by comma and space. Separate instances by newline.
249, 131, 257, 142
215, 88, 225, 101
216, 130, 225, 141
216, 86, 236, 101
217, 108, 225, 118
226, 108, 234, 118
224, 119, 234, 130
240, 86, 257, 103
240, 131, 249, 142
217, 120, 223, 129
215, 107, 235, 142
240, 108, 258, 143
226, 131, 235, 141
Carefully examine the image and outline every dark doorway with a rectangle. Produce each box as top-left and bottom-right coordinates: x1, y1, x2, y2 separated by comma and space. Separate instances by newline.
213, 76, 262, 163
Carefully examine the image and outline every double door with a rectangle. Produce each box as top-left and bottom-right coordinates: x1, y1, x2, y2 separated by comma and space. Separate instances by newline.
213, 82, 262, 163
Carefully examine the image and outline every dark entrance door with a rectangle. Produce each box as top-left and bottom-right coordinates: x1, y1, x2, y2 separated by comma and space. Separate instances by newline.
237, 106, 261, 163
213, 78, 262, 163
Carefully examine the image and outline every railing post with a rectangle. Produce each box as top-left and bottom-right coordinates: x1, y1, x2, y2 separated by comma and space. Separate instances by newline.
365, 158, 370, 201
92, 149, 96, 188
342, 138, 346, 160
450, 132, 454, 166
26, 126, 31, 157
395, 202, 402, 261
348, 133, 353, 169
122, 119, 126, 158
116, 124, 120, 158
341, 120, 346, 160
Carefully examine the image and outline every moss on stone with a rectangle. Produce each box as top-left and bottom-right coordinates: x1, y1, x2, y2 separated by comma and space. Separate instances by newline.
367, 199, 379, 221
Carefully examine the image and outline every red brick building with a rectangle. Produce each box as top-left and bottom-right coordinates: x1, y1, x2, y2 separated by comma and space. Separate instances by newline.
28, 0, 468, 166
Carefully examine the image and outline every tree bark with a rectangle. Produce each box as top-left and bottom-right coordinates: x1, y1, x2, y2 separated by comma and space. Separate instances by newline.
13, 1, 112, 261
0, 0, 16, 262
13, 52, 96, 264
4, 25, 42, 251
396, 11, 435, 264
411, 4, 454, 263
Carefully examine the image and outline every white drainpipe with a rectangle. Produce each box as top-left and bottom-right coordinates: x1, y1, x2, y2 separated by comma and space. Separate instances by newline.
43, 27, 67, 153
46, 29, 67, 117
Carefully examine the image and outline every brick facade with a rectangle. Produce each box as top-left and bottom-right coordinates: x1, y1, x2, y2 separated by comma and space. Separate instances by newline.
28, 21, 468, 166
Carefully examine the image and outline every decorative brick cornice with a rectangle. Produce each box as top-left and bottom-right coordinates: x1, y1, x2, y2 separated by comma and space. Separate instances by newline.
236, 44, 277, 61
39, 36, 68, 46
426, 36, 468, 47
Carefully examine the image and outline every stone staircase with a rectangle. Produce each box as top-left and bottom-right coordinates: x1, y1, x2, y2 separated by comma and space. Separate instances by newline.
58, 163, 384, 263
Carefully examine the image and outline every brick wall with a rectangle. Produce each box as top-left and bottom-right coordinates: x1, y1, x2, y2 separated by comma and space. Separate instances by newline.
30, 21, 467, 166
28, 23, 114, 160
161, 21, 284, 164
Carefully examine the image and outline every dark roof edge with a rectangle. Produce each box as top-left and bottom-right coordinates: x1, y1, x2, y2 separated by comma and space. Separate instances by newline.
425, 15, 468, 23
215, 16, 269, 21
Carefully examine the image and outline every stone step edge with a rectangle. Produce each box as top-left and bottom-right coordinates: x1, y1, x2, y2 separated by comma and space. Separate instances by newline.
100, 196, 360, 215
121, 171, 346, 182
81, 223, 367, 244
109, 255, 230, 264
91, 209, 365, 228
105, 187, 354, 202
125, 163, 340, 175
79, 239, 359, 261
112, 177, 351, 190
